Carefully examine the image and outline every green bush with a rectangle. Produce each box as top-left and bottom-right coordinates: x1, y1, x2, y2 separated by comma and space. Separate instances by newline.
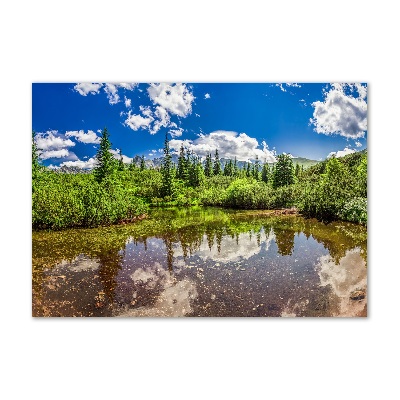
339, 198, 367, 224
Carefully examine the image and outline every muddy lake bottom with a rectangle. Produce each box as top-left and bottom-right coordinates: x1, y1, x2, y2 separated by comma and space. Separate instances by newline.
32, 207, 367, 317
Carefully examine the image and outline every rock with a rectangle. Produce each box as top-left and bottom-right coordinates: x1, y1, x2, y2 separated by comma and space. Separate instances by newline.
350, 289, 366, 301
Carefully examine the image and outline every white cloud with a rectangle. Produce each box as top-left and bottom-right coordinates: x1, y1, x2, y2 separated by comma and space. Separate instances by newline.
310, 83, 367, 139
73, 83, 103, 96
195, 113, 200, 117
150, 106, 171, 134
275, 83, 286, 92
286, 83, 301, 88
124, 110, 154, 131
327, 147, 356, 158
147, 83, 195, 117
104, 83, 120, 105
169, 130, 276, 162
35, 130, 75, 151
60, 157, 97, 170
74, 82, 138, 104
124, 96, 131, 108
355, 141, 362, 148
169, 127, 184, 138
109, 149, 133, 163
65, 130, 100, 144
204, 93, 211, 99
40, 149, 70, 160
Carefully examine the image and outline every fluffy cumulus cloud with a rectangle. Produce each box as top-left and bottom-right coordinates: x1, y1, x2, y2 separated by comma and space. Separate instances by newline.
60, 157, 97, 170
35, 130, 75, 151
40, 149, 70, 160
147, 83, 195, 117
355, 141, 362, 148
74, 83, 103, 96
125, 108, 154, 131
327, 147, 356, 158
123, 83, 195, 136
169, 127, 184, 138
124, 96, 131, 108
204, 93, 211, 99
65, 130, 100, 144
109, 149, 133, 164
74, 82, 138, 105
310, 83, 367, 139
35, 130, 76, 160
169, 130, 276, 162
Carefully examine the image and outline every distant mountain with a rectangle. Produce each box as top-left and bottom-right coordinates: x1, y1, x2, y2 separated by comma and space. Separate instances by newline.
148, 155, 319, 169
291, 157, 319, 169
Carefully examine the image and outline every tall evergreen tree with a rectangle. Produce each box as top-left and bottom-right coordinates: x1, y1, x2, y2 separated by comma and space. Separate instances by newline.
118, 149, 125, 171
272, 154, 295, 188
189, 154, 205, 187
161, 133, 174, 197
94, 127, 115, 183
177, 144, 189, 181
253, 155, 260, 180
140, 155, 146, 171
261, 163, 270, 184
204, 153, 213, 177
213, 149, 222, 176
224, 159, 233, 176
233, 157, 238, 177
246, 162, 251, 177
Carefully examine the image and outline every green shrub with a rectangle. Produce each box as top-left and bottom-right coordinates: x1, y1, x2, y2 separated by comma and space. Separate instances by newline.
339, 198, 367, 224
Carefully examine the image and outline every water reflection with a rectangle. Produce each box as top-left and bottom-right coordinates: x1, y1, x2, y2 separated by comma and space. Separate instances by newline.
317, 247, 367, 317
32, 208, 367, 317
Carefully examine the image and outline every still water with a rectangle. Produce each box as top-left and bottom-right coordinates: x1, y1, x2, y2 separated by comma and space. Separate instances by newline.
32, 207, 367, 317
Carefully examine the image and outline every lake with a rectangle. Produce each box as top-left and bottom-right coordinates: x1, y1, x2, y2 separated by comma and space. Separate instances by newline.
32, 207, 367, 317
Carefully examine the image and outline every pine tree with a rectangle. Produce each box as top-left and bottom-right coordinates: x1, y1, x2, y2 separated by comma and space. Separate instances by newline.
213, 149, 222, 176
189, 154, 205, 187
140, 155, 146, 171
161, 133, 174, 197
272, 154, 295, 188
261, 163, 270, 184
177, 144, 189, 181
118, 149, 125, 171
204, 153, 213, 177
224, 159, 233, 176
253, 155, 260, 180
94, 127, 115, 183
233, 157, 238, 177
246, 162, 251, 177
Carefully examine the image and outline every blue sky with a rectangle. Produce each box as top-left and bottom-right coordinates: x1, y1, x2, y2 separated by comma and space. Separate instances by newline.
32, 82, 367, 168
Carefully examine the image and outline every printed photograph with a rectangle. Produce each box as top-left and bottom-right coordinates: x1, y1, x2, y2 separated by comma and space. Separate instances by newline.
32, 82, 367, 317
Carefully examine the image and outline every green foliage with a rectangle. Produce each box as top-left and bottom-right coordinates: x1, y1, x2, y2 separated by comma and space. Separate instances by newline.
176, 144, 189, 181
213, 149, 222, 176
272, 154, 295, 188
357, 154, 367, 197
261, 163, 270, 184
94, 127, 116, 183
32, 172, 148, 229
204, 153, 213, 177
140, 155, 146, 171
339, 197, 367, 224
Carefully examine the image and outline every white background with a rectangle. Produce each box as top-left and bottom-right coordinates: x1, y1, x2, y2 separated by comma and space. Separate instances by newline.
1, 1, 399, 399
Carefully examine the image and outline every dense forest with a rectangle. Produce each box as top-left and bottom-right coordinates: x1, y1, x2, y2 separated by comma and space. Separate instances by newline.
32, 128, 367, 230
